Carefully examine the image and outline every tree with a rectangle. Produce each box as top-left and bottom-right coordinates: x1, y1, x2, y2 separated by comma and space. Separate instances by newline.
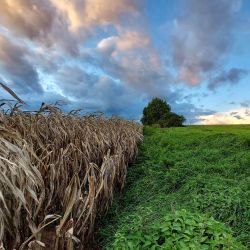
141, 97, 185, 127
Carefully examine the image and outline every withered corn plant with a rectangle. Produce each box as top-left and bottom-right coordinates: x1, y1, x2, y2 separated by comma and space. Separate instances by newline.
0, 105, 143, 249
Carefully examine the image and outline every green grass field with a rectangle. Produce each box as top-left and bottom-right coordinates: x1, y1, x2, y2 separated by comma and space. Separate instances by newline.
97, 125, 250, 249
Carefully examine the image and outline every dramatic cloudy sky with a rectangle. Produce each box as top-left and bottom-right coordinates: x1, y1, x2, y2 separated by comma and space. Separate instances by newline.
0, 0, 250, 124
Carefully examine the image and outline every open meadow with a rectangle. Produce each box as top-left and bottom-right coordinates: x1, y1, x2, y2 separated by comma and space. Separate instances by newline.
98, 125, 250, 249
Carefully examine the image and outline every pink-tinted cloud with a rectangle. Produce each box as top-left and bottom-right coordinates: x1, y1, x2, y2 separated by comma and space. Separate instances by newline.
95, 34, 169, 95
0, 0, 78, 54
97, 31, 150, 53
0, 0, 54, 40
0, 0, 144, 56
50, 0, 141, 32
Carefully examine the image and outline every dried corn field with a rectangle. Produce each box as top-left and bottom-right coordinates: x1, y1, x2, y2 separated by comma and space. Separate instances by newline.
0, 105, 143, 250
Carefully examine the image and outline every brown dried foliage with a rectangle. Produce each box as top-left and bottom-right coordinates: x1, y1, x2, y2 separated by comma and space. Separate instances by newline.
0, 106, 143, 249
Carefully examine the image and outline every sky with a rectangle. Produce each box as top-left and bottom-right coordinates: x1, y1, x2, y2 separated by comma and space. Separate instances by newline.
0, 0, 250, 124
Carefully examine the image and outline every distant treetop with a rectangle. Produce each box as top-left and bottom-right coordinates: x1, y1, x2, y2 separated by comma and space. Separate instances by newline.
141, 97, 185, 127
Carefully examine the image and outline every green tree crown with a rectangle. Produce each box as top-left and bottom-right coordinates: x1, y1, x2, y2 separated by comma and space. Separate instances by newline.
141, 97, 185, 127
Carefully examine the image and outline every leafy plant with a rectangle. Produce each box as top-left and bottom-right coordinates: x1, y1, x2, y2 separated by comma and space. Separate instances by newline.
109, 210, 245, 249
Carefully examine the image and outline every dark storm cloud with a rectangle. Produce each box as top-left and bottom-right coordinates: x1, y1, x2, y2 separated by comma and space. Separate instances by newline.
172, 0, 241, 85
233, 115, 243, 120
240, 101, 250, 108
19, 91, 71, 111
51, 64, 142, 118
245, 109, 250, 116
86, 77, 140, 118
171, 101, 216, 124
0, 34, 42, 94
208, 68, 248, 90
53, 65, 99, 98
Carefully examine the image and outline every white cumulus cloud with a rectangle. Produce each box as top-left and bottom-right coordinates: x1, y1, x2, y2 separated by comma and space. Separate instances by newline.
198, 108, 250, 124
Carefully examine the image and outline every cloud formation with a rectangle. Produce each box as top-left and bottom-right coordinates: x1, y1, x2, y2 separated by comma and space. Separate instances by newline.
171, 0, 241, 85
53, 66, 143, 118
198, 108, 250, 124
0, 0, 248, 123
0, 0, 54, 40
97, 31, 150, 53
50, 0, 141, 32
0, 0, 141, 55
0, 0, 165, 119
0, 0, 79, 54
93, 28, 174, 98
0, 0, 148, 89
240, 101, 250, 108
208, 68, 248, 90
0, 34, 42, 94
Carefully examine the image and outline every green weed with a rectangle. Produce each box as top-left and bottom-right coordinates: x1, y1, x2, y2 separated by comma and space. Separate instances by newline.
109, 210, 246, 250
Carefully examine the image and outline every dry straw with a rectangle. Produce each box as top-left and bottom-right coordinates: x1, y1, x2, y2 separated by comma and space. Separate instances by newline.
0, 104, 143, 249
